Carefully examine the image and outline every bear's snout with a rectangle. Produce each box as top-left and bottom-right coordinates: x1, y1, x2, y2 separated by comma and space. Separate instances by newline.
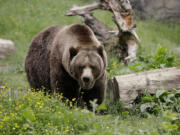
82, 76, 90, 83
80, 67, 94, 89
82, 76, 93, 89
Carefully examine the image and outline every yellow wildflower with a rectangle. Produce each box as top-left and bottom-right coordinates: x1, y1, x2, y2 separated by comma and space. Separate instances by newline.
14, 123, 19, 128
69, 102, 73, 107
0, 122, 3, 128
2, 116, 10, 122
10, 113, 15, 118
63, 129, 70, 134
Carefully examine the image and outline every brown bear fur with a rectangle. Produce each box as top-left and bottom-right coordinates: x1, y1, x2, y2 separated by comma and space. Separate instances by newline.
25, 24, 107, 109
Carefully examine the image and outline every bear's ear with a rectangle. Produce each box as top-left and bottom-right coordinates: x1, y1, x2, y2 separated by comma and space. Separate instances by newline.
97, 45, 107, 67
69, 47, 78, 60
97, 45, 104, 58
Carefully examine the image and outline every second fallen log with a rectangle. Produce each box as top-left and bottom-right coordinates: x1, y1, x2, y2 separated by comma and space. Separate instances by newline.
0, 38, 14, 59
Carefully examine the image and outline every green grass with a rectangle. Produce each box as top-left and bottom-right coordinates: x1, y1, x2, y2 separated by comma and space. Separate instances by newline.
0, 0, 180, 135
0, 0, 86, 88
1, 88, 179, 135
137, 20, 180, 51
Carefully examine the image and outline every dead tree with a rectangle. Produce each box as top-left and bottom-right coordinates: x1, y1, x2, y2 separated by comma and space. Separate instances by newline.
66, 0, 140, 64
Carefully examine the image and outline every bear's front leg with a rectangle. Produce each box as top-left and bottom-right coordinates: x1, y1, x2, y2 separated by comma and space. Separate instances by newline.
82, 73, 106, 110
50, 63, 80, 101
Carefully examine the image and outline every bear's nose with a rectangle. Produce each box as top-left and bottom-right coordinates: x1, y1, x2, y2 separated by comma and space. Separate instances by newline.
83, 76, 90, 83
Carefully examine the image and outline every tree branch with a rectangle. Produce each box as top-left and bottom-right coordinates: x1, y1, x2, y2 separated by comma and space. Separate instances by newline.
66, 3, 101, 16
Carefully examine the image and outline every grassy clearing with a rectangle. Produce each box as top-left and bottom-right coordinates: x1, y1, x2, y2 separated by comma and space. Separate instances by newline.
0, 0, 180, 135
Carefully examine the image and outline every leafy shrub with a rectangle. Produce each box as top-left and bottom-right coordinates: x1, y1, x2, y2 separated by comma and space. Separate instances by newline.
159, 111, 180, 135
104, 99, 125, 115
107, 58, 123, 79
130, 90, 180, 135
129, 46, 177, 72
107, 57, 133, 79
133, 90, 180, 115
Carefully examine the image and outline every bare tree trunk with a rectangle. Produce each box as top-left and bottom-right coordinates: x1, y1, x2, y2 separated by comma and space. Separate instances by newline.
107, 67, 180, 107
66, 0, 140, 64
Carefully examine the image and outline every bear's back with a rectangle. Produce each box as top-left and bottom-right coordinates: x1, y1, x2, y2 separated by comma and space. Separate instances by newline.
68, 24, 94, 44
60, 24, 100, 48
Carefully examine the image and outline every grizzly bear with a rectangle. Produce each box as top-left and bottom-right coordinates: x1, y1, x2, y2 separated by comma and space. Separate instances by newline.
25, 24, 107, 108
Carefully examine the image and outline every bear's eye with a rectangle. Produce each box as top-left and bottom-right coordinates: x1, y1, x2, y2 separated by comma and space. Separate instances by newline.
79, 65, 85, 71
90, 65, 96, 71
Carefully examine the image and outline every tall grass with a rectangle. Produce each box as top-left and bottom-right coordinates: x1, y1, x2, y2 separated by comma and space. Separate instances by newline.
1, 87, 174, 135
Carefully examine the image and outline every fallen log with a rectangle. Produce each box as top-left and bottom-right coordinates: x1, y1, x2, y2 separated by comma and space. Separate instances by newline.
0, 38, 14, 59
174, 48, 180, 54
0, 66, 9, 72
107, 67, 180, 107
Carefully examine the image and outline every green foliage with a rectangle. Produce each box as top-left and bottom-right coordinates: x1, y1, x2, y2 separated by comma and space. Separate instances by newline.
160, 111, 180, 135
136, 20, 180, 53
0, 86, 163, 135
0, 86, 177, 135
129, 90, 180, 135
129, 46, 178, 72
23, 108, 36, 122
104, 99, 125, 115
133, 90, 180, 116
107, 58, 123, 78
107, 57, 133, 79
0, 87, 94, 135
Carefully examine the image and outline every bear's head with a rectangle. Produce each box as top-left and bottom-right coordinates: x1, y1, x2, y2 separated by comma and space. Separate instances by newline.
69, 46, 106, 90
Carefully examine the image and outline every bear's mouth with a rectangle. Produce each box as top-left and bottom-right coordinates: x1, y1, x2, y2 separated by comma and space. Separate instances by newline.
80, 81, 94, 90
